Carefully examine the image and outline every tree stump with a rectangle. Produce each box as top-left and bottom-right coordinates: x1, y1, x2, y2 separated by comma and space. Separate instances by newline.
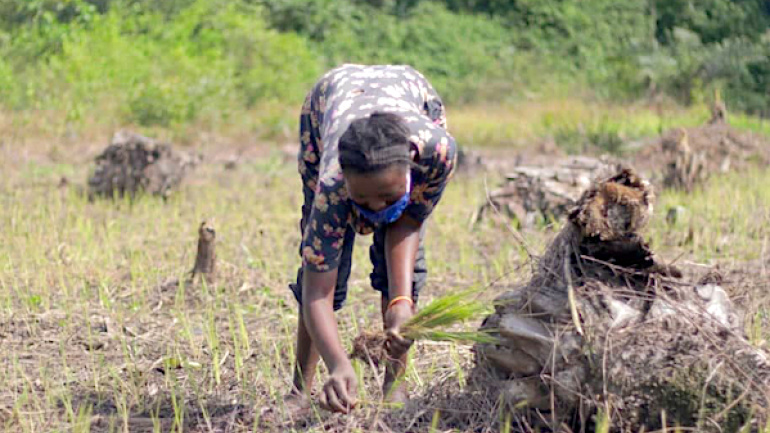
661, 128, 707, 192
475, 167, 770, 432
474, 156, 613, 227
709, 99, 728, 125
190, 220, 216, 284
634, 113, 770, 192
87, 130, 199, 199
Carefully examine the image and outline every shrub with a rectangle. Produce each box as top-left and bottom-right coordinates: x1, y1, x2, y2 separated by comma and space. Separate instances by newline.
0, 0, 322, 127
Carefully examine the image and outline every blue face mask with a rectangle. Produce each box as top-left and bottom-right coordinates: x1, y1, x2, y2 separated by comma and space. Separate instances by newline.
351, 173, 411, 225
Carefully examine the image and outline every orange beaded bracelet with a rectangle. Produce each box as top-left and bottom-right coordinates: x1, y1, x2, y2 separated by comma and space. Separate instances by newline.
387, 295, 414, 310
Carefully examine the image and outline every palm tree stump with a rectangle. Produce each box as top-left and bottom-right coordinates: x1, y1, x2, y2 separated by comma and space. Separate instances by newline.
475, 167, 770, 432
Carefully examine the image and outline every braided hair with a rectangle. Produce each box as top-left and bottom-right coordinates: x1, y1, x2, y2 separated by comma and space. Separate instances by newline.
339, 112, 411, 174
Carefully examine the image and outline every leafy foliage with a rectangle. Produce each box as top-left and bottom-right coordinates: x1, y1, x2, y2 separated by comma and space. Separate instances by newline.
0, 0, 321, 126
0, 0, 768, 128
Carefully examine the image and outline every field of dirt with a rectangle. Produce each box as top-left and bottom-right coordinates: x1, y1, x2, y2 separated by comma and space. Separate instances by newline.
1, 122, 769, 432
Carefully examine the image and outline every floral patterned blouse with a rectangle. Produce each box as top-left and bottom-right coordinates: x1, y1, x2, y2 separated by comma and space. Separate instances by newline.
298, 64, 457, 272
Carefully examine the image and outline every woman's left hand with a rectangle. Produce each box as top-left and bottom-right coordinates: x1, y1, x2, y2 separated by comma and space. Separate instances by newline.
384, 302, 414, 359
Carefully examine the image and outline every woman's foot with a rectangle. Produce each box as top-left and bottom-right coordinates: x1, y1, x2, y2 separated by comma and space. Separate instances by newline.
282, 390, 314, 419
382, 379, 409, 407
261, 390, 313, 424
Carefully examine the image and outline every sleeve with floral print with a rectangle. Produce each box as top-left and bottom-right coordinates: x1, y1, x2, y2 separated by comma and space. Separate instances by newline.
406, 133, 458, 222
301, 182, 352, 272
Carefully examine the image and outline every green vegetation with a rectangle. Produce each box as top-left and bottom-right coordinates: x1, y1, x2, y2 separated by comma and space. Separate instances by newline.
651, 167, 770, 263
0, 0, 768, 134
1, 1, 769, 430
1, 143, 768, 431
400, 288, 496, 343
0, 0, 321, 130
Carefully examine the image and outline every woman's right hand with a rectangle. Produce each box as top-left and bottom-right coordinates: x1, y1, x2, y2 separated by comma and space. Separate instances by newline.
319, 361, 358, 413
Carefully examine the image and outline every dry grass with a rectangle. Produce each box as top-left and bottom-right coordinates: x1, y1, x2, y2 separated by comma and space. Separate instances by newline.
0, 141, 527, 432
0, 103, 769, 432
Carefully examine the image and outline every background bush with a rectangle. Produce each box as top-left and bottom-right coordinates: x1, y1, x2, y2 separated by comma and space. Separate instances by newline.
0, 0, 767, 128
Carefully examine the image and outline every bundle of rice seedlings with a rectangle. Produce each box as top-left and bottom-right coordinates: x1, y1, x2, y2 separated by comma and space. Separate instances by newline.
400, 289, 497, 344
350, 289, 496, 366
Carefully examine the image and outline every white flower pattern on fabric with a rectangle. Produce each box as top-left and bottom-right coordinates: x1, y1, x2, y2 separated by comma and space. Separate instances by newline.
297, 64, 457, 272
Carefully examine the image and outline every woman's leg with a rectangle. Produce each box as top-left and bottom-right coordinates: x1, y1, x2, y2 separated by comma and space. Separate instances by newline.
280, 308, 316, 418
380, 296, 411, 402
371, 225, 427, 401
288, 91, 322, 403
289, 223, 355, 396
291, 310, 320, 392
